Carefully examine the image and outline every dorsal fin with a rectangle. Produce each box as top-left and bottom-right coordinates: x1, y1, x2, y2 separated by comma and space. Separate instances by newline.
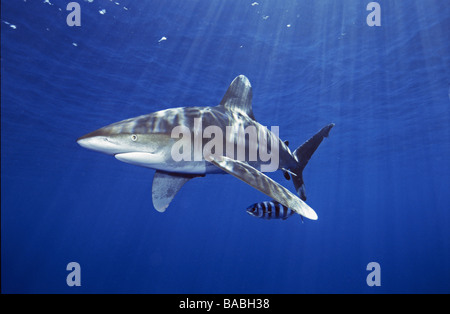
218, 75, 255, 120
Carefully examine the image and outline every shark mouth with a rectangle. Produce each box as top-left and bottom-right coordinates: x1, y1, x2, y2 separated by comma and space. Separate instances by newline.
114, 152, 166, 168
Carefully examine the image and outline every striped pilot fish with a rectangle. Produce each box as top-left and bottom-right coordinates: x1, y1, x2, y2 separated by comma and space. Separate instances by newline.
246, 201, 303, 222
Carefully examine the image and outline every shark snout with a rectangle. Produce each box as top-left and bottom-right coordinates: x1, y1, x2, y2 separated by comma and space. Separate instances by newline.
77, 135, 120, 155
77, 128, 124, 155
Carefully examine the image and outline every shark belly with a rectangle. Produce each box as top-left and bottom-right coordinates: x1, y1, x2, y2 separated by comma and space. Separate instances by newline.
114, 152, 223, 174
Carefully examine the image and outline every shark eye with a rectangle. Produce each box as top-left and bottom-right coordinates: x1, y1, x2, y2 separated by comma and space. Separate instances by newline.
131, 134, 138, 141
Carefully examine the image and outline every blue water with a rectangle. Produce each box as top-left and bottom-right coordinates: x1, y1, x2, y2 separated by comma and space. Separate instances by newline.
1, 0, 449, 294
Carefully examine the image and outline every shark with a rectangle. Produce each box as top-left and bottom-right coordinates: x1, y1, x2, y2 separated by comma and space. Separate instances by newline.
77, 75, 334, 221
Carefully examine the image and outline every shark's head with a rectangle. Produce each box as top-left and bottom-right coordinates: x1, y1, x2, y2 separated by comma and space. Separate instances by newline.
77, 114, 174, 168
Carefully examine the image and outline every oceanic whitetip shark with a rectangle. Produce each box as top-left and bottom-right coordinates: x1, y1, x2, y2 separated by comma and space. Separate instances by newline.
77, 75, 334, 221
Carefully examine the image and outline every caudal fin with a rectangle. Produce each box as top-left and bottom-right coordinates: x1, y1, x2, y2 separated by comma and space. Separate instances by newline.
290, 123, 335, 201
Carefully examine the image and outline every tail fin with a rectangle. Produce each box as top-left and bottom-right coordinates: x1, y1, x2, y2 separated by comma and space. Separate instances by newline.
290, 123, 335, 201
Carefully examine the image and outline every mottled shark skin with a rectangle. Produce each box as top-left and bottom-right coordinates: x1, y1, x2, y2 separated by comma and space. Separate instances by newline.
77, 75, 334, 220
209, 155, 318, 220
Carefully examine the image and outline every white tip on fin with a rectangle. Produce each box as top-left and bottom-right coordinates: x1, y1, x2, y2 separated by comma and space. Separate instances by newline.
209, 155, 318, 220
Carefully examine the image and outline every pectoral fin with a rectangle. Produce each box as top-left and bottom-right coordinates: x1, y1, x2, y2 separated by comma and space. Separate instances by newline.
209, 156, 318, 220
152, 171, 199, 212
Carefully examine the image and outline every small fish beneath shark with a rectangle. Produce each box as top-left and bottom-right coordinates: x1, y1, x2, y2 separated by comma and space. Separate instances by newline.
246, 200, 303, 222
